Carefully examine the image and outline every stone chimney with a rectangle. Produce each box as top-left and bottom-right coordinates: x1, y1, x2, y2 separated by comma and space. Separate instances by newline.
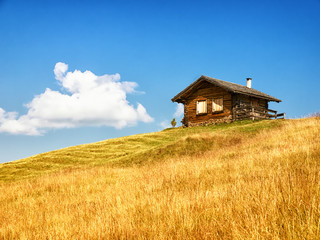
246, 78, 252, 88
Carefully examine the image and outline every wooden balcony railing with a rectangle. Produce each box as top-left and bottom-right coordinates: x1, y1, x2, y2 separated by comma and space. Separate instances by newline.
267, 109, 285, 119
233, 105, 285, 121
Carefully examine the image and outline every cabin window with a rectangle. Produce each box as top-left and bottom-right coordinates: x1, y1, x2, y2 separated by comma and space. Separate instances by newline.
196, 100, 207, 114
212, 98, 223, 112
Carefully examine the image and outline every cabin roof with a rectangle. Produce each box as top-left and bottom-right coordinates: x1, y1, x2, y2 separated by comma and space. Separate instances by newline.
171, 75, 282, 103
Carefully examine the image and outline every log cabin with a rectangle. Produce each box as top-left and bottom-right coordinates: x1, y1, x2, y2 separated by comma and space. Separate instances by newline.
171, 75, 283, 127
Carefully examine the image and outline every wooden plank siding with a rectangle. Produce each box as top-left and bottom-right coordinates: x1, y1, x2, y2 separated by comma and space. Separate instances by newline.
233, 105, 269, 121
184, 82, 232, 125
233, 94, 267, 109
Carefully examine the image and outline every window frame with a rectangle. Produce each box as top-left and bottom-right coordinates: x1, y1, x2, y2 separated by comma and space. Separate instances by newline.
212, 97, 224, 113
196, 100, 207, 115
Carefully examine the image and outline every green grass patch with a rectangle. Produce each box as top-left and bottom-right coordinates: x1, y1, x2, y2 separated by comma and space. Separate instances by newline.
0, 119, 285, 182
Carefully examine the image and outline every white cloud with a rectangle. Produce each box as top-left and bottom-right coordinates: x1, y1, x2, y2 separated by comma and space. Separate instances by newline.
0, 62, 153, 135
159, 120, 171, 129
53, 62, 68, 81
174, 103, 184, 118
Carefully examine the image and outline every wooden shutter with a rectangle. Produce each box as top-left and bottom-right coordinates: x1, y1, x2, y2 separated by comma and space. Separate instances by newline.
196, 100, 207, 114
196, 101, 199, 114
203, 101, 207, 113
213, 98, 223, 112
217, 98, 223, 111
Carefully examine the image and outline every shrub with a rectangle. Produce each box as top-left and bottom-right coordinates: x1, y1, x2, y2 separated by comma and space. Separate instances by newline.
171, 118, 177, 128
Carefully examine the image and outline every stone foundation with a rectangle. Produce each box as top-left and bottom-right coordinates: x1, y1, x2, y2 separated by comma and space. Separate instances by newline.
187, 115, 233, 127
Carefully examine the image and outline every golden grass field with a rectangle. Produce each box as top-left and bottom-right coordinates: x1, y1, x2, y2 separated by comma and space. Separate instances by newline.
0, 117, 319, 239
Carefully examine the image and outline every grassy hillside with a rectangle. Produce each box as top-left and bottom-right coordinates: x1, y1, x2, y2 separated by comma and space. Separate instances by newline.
0, 119, 280, 182
0, 117, 319, 239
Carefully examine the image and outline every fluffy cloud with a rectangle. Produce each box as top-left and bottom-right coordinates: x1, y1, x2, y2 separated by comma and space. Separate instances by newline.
174, 103, 184, 118
0, 62, 153, 135
159, 120, 171, 129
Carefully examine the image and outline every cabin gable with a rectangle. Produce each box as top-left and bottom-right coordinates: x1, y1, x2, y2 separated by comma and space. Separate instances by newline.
183, 81, 233, 126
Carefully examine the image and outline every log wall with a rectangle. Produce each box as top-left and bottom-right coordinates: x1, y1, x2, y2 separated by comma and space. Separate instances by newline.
233, 94, 268, 109
233, 105, 269, 121
231, 94, 269, 121
184, 82, 233, 126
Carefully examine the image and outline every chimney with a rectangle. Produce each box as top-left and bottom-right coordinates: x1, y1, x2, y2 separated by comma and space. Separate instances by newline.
246, 78, 252, 88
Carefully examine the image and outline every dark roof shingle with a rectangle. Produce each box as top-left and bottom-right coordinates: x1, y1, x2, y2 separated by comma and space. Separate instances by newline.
171, 75, 281, 103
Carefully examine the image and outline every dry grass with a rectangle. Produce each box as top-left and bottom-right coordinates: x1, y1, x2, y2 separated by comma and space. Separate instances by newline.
0, 117, 319, 239
0, 120, 280, 182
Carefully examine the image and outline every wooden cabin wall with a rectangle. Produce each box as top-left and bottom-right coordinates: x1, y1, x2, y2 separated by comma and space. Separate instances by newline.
233, 94, 268, 109
184, 82, 232, 126
232, 94, 270, 121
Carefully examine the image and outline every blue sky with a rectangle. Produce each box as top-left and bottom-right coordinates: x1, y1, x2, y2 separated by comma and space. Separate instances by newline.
0, 0, 319, 163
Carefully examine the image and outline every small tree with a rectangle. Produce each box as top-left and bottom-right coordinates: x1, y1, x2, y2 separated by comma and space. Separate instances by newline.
171, 118, 177, 128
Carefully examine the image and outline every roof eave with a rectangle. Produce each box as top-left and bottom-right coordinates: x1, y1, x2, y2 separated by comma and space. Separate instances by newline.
171, 76, 206, 102
233, 90, 281, 102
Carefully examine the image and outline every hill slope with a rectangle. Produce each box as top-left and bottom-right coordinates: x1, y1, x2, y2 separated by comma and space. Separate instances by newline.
0, 117, 319, 239
0, 119, 281, 182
